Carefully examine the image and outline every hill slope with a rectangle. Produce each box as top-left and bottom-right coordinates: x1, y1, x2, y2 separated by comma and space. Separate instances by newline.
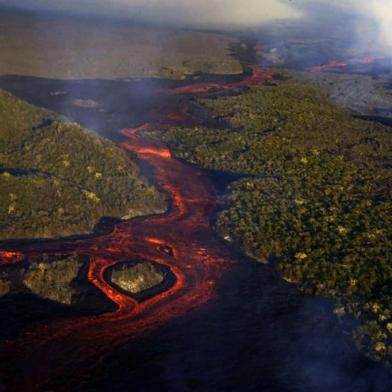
0, 89, 166, 240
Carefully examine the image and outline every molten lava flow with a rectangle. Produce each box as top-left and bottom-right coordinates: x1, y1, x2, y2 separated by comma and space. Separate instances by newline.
245, 65, 274, 84
164, 65, 273, 95
0, 65, 273, 392
164, 102, 198, 126
0, 251, 24, 265
144, 237, 166, 245
306, 56, 386, 72
125, 145, 172, 159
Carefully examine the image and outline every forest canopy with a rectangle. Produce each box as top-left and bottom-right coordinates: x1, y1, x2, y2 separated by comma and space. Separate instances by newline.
0, 89, 166, 240
158, 79, 392, 365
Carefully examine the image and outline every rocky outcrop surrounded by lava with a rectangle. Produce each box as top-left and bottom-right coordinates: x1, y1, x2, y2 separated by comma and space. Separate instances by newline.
0, 254, 114, 312
108, 261, 166, 295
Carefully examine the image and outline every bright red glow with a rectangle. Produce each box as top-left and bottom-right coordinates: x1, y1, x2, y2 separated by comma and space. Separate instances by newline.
163, 65, 273, 95
245, 65, 274, 84
145, 237, 166, 245
306, 56, 386, 72
124, 145, 172, 159
0, 251, 24, 265
0, 65, 273, 392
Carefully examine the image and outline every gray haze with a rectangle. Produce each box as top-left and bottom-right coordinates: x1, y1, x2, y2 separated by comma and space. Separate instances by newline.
314, 0, 392, 48
0, 0, 301, 28
0, 0, 391, 50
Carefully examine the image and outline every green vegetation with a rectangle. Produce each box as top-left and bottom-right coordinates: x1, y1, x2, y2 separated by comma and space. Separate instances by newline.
22, 255, 83, 305
158, 80, 392, 365
0, 89, 166, 240
109, 262, 165, 294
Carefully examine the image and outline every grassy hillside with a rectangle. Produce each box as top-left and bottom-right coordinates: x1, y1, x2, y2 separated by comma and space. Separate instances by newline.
0, 89, 166, 240
158, 80, 392, 365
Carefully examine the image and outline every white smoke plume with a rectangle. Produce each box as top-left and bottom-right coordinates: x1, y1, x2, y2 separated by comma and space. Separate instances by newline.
368, 0, 392, 47
310, 0, 392, 50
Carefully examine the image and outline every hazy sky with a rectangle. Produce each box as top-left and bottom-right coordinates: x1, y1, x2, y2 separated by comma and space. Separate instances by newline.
0, 0, 391, 47
0, 0, 301, 28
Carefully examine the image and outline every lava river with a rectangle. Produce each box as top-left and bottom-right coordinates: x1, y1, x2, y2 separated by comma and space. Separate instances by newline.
0, 67, 273, 391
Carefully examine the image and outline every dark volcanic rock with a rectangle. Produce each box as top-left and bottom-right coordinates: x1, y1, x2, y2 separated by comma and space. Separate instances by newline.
0, 272, 11, 296
109, 261, 165, 295
299, 71, 392, 119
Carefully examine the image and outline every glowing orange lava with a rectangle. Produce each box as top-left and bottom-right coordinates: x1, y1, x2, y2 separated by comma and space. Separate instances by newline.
123, 145, 172, 159
0, 65, 272, 392
144, 237, 166, 245
164, 65, 273, 95
0, 251, 24, 265
306, 56, 386, 72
